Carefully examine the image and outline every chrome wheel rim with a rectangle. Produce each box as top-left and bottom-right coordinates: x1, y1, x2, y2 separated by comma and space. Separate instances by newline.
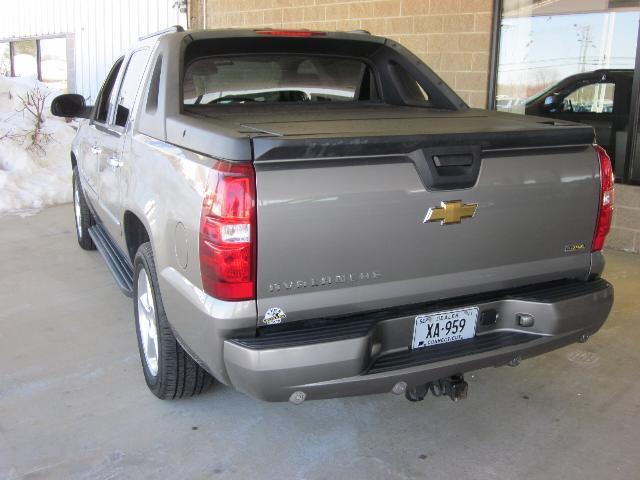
137, 270, 159, 377
73, 181, 82, 238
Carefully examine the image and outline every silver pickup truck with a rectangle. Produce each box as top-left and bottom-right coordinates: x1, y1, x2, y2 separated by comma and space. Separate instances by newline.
52, 27, 614, 404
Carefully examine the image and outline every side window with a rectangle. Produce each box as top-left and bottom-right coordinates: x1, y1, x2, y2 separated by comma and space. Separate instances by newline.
113, 49, 151, 128
94, 58, 124, 124
564, 82, 615, 114
145, 53, 162, 114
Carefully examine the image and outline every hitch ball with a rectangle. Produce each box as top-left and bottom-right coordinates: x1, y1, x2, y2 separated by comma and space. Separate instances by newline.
508, 355, 522, 367
441, 374, 468, 402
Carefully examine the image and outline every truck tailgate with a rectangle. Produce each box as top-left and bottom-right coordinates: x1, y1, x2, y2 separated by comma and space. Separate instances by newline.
250, 107, 599, 325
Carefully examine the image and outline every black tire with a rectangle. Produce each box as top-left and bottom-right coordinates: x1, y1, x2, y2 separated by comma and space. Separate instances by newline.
72, 167, 96, 250
133, 242, 213, 399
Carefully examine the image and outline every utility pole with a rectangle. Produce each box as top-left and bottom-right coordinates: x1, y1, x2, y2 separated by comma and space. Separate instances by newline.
575, 24, 595, 73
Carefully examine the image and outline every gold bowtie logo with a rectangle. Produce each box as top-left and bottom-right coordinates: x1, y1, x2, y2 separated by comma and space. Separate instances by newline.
423, 200, 478, 225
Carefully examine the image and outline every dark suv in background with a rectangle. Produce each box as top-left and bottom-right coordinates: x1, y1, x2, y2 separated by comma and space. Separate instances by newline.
526, 69, 633, 178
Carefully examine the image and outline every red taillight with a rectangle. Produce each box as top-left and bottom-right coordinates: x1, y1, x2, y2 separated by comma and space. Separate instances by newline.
254, 29, 326, 37
592, 144, 614, 252
199, 160, 256, 301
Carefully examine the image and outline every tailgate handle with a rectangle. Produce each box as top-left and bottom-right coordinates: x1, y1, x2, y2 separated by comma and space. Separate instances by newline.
409, 145, 482, 191
433, 154, 473, 168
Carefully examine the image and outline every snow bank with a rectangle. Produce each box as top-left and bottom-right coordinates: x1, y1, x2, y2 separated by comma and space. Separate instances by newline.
0, 76, 76, 215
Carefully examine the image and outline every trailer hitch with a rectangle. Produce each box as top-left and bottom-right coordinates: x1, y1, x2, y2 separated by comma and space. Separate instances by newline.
431, 374, 468, 402
404, 374, 469, 402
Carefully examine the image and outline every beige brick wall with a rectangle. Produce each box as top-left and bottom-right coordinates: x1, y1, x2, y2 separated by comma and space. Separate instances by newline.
607, 184, 640, 254
189, 0, 494, 108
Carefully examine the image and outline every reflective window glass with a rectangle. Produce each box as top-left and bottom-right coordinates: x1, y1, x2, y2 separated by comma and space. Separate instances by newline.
13, 40, 37, 78
40, 37, 68, 90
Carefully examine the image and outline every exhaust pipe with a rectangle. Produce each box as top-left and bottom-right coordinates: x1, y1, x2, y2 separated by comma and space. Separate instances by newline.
405, 383, 429, 402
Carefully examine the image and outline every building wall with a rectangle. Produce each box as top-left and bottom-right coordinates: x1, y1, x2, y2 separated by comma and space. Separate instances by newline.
608, 185, 640, 254
190, 0, 494, 108
0, 0, 187, 101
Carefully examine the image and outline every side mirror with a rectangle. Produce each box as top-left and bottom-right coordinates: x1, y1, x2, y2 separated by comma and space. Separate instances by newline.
51, 94, 92, 119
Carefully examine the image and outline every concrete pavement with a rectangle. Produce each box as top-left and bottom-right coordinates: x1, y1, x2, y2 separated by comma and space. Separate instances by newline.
1, 204, 639, 480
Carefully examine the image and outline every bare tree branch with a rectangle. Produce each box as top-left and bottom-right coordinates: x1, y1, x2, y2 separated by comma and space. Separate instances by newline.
12, 85, 52, 156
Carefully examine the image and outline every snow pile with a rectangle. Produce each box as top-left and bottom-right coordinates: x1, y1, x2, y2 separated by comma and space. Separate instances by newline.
0, 76, 76, 215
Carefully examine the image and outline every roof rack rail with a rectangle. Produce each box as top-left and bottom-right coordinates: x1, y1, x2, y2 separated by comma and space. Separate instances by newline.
349, 29, 371, 35
139, 25, 184, 41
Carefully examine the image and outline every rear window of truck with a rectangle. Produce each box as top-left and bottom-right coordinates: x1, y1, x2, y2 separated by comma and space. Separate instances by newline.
183, 55, 379, 105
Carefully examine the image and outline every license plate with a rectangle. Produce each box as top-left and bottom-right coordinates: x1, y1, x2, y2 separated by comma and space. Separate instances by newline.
411, 307, 479, 349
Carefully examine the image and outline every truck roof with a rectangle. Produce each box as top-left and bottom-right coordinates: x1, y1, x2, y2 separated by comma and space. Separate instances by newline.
185, 27, 386, 42
132, 27, 593, 161
141, 26, 385, 43
136, 25, 468, 157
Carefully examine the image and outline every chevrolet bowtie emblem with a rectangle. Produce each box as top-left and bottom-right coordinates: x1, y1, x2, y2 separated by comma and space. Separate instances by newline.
423, 200, 478, 225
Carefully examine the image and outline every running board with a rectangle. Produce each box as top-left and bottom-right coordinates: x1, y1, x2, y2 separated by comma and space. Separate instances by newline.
88, 224, 134, 297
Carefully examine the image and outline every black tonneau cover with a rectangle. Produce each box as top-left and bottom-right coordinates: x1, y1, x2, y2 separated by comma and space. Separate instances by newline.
182, 103, 595, 161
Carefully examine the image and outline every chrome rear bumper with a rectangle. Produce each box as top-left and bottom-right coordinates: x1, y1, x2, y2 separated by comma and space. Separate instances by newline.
224, 279, 613, 402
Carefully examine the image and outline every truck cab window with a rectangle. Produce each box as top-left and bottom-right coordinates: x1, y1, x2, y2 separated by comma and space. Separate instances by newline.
563, 82, 615, 114
113, 48, 151, 127
94, 57, 123, 124
183, 55, 379, 105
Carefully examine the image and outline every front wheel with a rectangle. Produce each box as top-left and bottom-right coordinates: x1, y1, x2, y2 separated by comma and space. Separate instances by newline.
133, 242, 213, 399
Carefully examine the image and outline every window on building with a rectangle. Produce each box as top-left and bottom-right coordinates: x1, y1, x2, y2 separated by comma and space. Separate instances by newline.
13, 40, 37, 77
40, 38, 68, 90
0, 36, 70, 91
493, 0, 640, 184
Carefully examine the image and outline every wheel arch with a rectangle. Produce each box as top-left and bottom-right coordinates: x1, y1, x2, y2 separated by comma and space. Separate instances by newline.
123, 210, 151, 264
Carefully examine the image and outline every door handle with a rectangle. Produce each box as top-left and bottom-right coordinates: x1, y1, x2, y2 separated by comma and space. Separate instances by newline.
90, 145, 102, 155
107, 156, 123, 168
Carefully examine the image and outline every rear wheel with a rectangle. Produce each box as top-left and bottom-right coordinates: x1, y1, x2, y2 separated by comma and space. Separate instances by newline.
134, 242, 213, 399
72, 167, 96, 250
